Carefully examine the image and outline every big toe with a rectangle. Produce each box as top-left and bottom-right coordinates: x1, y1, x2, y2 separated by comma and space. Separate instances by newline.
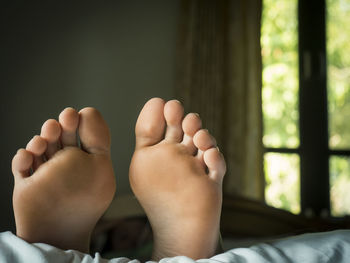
78, 107, 111, 155
135, 98, 166, 149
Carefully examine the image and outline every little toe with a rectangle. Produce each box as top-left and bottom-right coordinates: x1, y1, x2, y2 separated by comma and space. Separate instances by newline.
78, 107, 111, 155
12, 149, 34, 178
59, 107, 79, 147
203, 148, 226, 183
25, 135, 48, 171
135, 98, 166, 149
41, 119, 62, 159
164, 100, 184, 143
181, 113, 202, 154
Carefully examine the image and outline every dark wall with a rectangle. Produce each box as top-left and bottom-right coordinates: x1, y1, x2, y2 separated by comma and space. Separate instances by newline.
0, 0, 178, 232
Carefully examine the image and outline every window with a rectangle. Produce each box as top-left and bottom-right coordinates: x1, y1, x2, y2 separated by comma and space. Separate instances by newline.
261, 0, 300, 214
262, 0, 350, 217
327, 0, 350, 216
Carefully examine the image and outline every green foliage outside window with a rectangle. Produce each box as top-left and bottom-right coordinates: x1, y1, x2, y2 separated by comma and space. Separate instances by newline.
261, 0, 300, 213
330, 156, 350, 216
262, 0, 350, 216
328, 0, 350, 149
264, 153, 300, 214
261, 0, 299, 149
327, 0, 350, 216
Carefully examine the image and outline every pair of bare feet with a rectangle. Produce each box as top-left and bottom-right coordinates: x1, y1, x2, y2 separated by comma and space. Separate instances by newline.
11, 98, 226, 260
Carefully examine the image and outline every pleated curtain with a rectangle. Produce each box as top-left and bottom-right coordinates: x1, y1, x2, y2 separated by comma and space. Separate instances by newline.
175, 0, 264, 200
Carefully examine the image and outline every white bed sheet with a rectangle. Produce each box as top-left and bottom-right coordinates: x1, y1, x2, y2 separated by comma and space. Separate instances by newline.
0, 230, 349, 263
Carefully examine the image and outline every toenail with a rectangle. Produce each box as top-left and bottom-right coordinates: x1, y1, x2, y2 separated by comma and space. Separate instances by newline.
216, 146, 220, 152
16, 149, 24, 154
173, 99, 181, 104
30, 136, 39, 143
194, 113, 200, 117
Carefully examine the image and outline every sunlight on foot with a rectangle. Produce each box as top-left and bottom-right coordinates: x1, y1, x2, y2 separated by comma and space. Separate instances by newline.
129, 98, 226, 260
12, 107, 116, 253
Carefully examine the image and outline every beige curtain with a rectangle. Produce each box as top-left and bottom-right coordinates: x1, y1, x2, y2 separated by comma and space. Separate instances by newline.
175, 0, 264, 200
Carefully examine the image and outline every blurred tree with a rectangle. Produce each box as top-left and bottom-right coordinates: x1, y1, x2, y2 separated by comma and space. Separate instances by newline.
261, 0, 300, 213
262, 0, 350, 216
327, 0, 350, 216
261, 0, 299, 149
328, 0, 350, 149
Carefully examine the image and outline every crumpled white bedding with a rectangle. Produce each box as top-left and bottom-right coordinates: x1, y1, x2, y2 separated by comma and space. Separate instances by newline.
0, 230, 349, 263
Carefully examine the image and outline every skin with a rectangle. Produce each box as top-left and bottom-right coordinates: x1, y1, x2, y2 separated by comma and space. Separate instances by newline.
12, 107, 116, 252
11, 98, 226, 260
129, 98, 226, 260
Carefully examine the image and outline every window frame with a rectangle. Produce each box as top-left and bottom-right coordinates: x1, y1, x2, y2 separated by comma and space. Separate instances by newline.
298, 0, 330, 216
264, 0, 350, 218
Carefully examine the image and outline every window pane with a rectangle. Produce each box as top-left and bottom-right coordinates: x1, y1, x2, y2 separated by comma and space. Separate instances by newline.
330, 156, 350, 216
264, 153, 300, 214
327, 0, 350, 149
261, 0, 299, 148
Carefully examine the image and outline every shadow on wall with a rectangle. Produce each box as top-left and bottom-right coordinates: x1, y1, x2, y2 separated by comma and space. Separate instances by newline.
0, 0, 179, 232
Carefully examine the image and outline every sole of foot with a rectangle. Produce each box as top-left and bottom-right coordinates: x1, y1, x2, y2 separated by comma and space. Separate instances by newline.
129, 98, 226, 260
12, 107, 116, 253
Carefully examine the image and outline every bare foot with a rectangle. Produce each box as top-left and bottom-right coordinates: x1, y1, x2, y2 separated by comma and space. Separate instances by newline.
129, 98, 226, 260
12, 107, 116, 253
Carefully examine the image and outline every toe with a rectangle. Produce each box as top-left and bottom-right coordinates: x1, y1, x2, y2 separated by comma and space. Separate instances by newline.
41, 119, 62, 159
203, 148, 226, 183
25, 136, 47, 171
193, 129, 217, 151
26, 135, 47, 155
78, 107, 111, 155
193, 129, 217, 166
135, 98, 166, 149
164, 100, 184, 143
181, 113, 202, 154
59, 107, 79, 147
12, 149, 34, 178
